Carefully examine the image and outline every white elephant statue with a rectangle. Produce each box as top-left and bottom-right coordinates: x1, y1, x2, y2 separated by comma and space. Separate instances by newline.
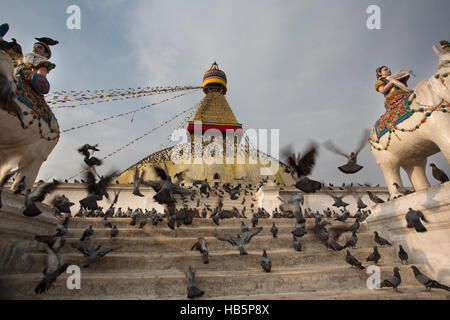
369, 41, 450, 197
0, 50, 59, 191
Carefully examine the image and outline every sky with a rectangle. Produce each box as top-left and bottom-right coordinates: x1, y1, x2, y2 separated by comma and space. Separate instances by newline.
2, 0, 450, 187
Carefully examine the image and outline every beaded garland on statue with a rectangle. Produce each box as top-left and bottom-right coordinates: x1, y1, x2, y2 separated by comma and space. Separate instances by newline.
369, 95, 450, 151
14, 74, 59, 141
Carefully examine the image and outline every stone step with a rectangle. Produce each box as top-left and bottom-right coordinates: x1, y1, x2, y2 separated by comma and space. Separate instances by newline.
65, 217, 358, 229
56, 232, 380, 253
0, 264, 433, 299
17, 246, 399, 274
17, 286, 450, 300
64, 223, 362, 238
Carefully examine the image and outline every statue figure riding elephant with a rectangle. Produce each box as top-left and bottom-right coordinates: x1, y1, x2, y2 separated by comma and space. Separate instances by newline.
369, 41, 450, 197
0, 26, 60, 191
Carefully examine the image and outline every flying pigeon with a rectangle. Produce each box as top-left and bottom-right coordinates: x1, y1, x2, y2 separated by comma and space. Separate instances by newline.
83, 245, 120, 268
323, 129, 369, 174
282, 143, 322, 193
215, 227, 263, 255
23, 181, 60, 217
132, 168, 145, 197
34, 246, 69, 294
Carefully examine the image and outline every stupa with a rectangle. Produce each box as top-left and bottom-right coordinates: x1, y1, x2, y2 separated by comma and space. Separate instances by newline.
116, 62, 294, 185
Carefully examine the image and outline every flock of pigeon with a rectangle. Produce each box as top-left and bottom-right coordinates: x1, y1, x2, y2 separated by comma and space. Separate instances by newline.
0, 133, 449, 298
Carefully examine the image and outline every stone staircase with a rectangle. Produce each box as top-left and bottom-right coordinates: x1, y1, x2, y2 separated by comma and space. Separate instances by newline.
1, 214, 449, 300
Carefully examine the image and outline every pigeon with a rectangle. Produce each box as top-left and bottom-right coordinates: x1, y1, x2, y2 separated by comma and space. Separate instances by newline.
130, 214, 138, 226
71, 242, 97, 257
345, 250, 365, 270
367, 191, 384, 204
345, 217, 360, 233
83, 245, 120, 268
143, 165, 192, 205
223, 184, 241, 200
23, 181, 60, 217
352, 194, 368, 210
398, 245, 409, 264
293, 235, 302, 251
14, 176, 26, 194
77, 143, 100, 158
34, 246, 69, 294
77, 144, 102, 168
0, 170, 17, 209
80, 225, 94, 241
102, 216, 112, 228
430, 163, 449, 183
191, 237, 209, 264
405, 208, 428, 232
138, 217, 147, 229
374, 231, 392, 247
110, 225, 119, 239
279, 193, 305, 224
380, 267, 402, 292
291, 222, 307, 237
323, 129, 369, 174
366, 246, 381, 265
240, 221, 249, 233
260, 249, 272, 272
55, 216, 69, 237
334, 210, 350, 222
193, 179, 212, 196
270, 222, 278, 238
80, 170, 118, 210
327, 236, 345, 251
410, 265, 450, 292
132, 168, 145, 197
251, 214, 259, 228
393, 183, 414, 195
185, 265, 204, 299
324, 190, 350, 208
51, 194, 74, 214
282, 143, 322, 193
35, 234, 59, 249
215, 227, 263, 255
343, 231, 358, 249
